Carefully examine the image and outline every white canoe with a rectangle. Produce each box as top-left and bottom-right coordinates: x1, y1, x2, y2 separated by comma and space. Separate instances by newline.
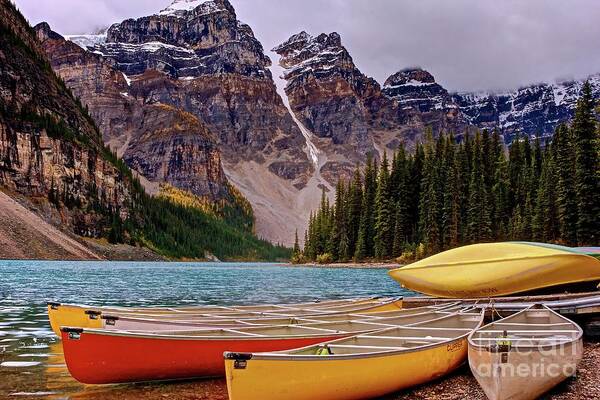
99, 302, 462, 331
468, 304, 583, 400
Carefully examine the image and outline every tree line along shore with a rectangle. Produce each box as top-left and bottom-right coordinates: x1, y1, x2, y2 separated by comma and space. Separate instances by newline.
294, 83, 600, 265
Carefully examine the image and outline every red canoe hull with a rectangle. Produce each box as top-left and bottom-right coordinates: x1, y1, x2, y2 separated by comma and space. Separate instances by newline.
61, 331, 348, 384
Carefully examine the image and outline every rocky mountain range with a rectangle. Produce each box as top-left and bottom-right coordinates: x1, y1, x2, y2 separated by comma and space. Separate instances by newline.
28, 0, 600, 246
39, 0, 318, 244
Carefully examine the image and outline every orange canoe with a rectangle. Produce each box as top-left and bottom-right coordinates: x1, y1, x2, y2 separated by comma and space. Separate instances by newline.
60, 310, 454, 384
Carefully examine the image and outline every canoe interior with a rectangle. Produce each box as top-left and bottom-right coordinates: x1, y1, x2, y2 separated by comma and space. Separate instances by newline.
468, 305, 584, 400
48, 297, 403, 337
256, 310, 483, 357
65, 297, 402, 320
105, 303, 462, 331
80, 309, 463, 339
470, 306, 582, 348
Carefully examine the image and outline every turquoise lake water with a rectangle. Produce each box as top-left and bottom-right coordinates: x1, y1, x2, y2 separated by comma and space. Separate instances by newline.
0, 260, 411, 399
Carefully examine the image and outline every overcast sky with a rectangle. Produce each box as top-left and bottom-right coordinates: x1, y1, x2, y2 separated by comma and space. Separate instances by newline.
13, 0, 600, 93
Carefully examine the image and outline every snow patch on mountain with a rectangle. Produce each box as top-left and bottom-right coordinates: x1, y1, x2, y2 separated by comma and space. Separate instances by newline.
65, 33, 107, 50
159, 0, 223, 16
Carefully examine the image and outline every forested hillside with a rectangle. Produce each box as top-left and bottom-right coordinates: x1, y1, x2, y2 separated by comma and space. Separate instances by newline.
0, 0, 289, 261
297, 83, 600, 263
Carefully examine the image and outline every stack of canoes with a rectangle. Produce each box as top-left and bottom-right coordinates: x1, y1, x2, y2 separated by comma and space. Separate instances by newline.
48, 295, 588, 399
389, 242, 600, 298
61, 305, 469, 384
47, 296, 404, 336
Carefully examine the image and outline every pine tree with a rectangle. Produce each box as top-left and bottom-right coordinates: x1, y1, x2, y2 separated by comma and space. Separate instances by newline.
392, 202, 406, 257
521, 189, 534, 241
508, 134, 524, 211
391, 148, 411, 256
455, 140, 471, 243
444, 138, 461, 248
492, 149, 510, 240
533, 153, 558, 242
467, 132, 492, 243
328, 180, 348, 260
408, 143, 425, 242
572, 81, 600, 245
356, 155, 377, 258
347, 166, 363, 256
354, 225, 367, 261
418, 142, 442, 254
553, 125, 578, 245
304, 212, 317, 260
374, 153, 394, 258
293, 230, 300, 256
291, 230, 302, 262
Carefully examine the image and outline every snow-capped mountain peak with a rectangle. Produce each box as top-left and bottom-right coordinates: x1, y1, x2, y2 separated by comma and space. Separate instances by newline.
159, 0, 223, 16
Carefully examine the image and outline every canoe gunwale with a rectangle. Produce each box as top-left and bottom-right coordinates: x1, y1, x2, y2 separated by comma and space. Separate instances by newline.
60, 326, 372, 342
227, 310, 485, 361
45, 296, 388, 313
231, 333, 470, 362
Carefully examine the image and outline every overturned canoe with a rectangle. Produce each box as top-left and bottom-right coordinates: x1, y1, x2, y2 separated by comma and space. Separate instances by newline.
468, 305, 583, 400
95, 302, 461, 332
388, 242, 600, 298
48, 297, 403, 337
224, 310, 484, 400
60, 307, 448, 384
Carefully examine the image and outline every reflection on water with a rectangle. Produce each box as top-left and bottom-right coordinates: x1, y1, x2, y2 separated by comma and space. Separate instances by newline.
0, 260, 408, 398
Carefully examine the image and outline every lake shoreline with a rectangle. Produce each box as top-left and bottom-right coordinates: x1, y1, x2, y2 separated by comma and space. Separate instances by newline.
295, 262, 400, 269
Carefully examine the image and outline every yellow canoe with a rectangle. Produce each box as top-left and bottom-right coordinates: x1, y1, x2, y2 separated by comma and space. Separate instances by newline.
388, 242, 600, 298
47, 297, 403, 337
224, 309, 484, 400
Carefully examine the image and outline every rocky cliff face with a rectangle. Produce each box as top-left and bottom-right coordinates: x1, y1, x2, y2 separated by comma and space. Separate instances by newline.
273, 32, 468, 183
71, 0, 311, 189
273, 31, 382, 148
38, 0, 315, 244
0, 0, 131, 237
35, 22, 229, 201
274, 31, 402, 182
